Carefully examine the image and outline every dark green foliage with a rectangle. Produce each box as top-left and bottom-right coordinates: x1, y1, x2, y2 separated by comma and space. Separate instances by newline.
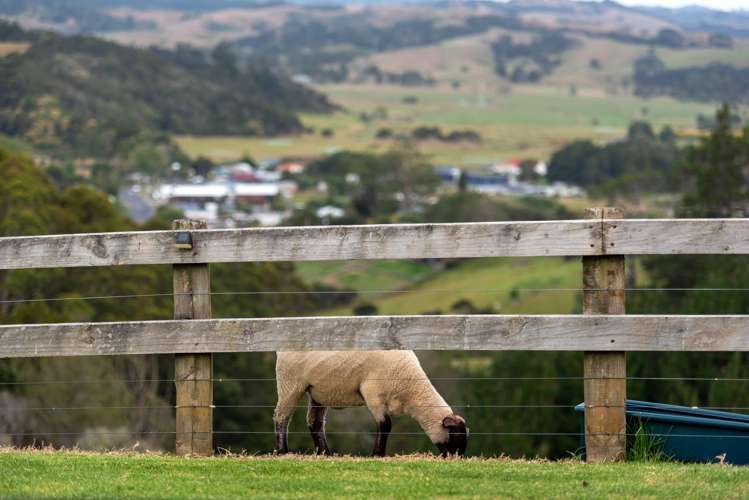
375, 128, 393, 139
304, 148, 440, 221
414, 193, 574, 224
680, 105, 749, 217
708, 32, 733, 48
0, 22, 333, 159
0, 147, 343, 451
491, 31, 576, 82
0, 19, 38, 41
462, 351, 583, 457
547, 121, 682, 195
634, 51, 749, 104
653, 28, 685, 48
353, 303, 379, 316
627, 105, 749, 434
230, 14, 527, 83
411, 126, 481, 143
360, 65, 436, 86
696, 111, 742, 131
0, 2, 155, 33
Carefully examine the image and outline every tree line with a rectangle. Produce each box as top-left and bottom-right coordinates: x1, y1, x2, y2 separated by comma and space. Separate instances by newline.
634, 50, 749, 104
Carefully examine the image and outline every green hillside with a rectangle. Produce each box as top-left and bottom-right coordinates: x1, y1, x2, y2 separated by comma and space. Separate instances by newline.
296, 257, 582, 317
0, 22, 333, 159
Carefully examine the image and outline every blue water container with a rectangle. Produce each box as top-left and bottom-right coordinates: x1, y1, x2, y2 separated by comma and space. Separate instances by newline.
574, 400, 749, 464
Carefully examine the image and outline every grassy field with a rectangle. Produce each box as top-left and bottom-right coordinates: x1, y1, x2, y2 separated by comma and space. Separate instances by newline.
296, 256, 581, 316
175, 83, 714, 166
295, 259, 439, 293
2, 449, 749, 499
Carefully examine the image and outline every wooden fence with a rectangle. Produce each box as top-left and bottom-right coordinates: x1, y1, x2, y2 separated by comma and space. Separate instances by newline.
1, 209, 749, 461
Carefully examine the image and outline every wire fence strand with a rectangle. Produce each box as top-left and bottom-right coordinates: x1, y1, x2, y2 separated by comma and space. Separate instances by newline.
6, 286, 749, 306
6, 375, 749, 386
6, 431, 749, 439
7, 403, 749, 412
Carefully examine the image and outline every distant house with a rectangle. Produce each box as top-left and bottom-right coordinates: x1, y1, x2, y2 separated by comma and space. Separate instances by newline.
157, 181, 284, 215
230, 164, 258, 183
275, 156, 318, 175
491, 161, 521, 183
157, 183, 230, 204
277, 161, 305, 174
233, 183, 280, 207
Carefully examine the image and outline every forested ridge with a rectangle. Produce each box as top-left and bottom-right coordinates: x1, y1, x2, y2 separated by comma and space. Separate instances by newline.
0, 21, 333, 158
634, 52, 749, 104
229, 14, 528, 82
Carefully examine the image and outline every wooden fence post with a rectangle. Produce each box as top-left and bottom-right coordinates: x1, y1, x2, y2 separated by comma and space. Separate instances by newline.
583, 207, 626, 462
172, 219, 213, 456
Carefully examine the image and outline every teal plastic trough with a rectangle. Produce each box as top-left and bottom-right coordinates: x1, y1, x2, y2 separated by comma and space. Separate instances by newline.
574, 400, 749, 464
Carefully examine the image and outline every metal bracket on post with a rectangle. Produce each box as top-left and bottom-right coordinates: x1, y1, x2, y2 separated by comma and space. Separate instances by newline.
174, 231, 194, 250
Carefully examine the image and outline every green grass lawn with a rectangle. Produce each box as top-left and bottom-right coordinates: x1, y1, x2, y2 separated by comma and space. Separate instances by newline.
2, 449, 748, 499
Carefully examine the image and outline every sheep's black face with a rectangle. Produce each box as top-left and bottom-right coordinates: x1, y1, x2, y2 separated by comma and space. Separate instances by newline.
437, 414, 468, 457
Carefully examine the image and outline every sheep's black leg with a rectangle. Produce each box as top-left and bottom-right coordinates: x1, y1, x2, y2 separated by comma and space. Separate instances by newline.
372, 414, 392, 457
275, 416, 290, 454
307, 397, 331, 455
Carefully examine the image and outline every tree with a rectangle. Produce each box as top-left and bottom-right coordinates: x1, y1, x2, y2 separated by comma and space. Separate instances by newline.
305, 147, 439, 220
518, 159, 539, 182
458, 170, 468, 193
681, 104, 749, 217
627, 121, 654, 141
628, 105, 749, 424
547, 121, 681, 197
654, 28, 685, 48
211, 42, 238, 77
708, 32, 733, 48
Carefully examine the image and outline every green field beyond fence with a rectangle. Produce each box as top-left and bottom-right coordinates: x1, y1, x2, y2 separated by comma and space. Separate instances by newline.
1, 449, 748, 499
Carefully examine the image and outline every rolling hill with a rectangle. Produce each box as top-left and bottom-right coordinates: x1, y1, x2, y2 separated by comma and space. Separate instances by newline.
3, 2, 749, 165
0, 21, 333, 158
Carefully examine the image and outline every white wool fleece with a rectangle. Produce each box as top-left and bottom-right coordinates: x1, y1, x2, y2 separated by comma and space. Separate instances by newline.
275, 350, 454, 444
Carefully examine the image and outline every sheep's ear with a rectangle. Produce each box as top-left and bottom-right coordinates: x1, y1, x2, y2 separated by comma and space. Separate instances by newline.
442, 416, 461, 428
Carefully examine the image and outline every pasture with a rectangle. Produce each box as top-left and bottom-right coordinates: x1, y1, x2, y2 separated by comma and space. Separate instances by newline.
175, 83, 714, 166
296, 257, 581, 316
173, 27, 735, 167
2, 449, 748, 499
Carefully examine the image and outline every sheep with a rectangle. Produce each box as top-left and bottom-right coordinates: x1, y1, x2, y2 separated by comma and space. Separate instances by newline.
274, 350, 468, 457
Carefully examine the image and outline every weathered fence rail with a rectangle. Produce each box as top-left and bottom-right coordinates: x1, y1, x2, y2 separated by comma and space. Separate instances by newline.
1, 212, 748, 461
1, 315, 749, 357
2, 218, 749, 269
